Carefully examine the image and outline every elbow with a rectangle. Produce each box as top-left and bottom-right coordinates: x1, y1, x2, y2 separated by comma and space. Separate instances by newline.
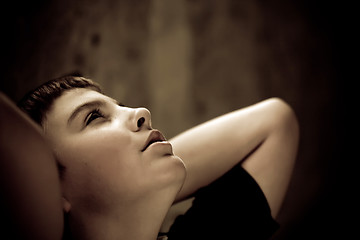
265, 97, 300, 141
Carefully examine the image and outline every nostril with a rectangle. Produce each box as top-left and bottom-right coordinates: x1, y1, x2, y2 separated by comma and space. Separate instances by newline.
137, 117, 145, 128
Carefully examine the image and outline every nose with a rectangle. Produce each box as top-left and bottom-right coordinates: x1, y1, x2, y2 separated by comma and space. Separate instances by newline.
131, 107, 152, 131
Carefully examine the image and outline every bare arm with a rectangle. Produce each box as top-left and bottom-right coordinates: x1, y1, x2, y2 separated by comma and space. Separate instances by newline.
170, 98, 299, 217
0, 93, 63, 239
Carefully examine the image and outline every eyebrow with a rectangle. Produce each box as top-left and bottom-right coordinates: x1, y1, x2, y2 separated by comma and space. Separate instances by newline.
67, 100, 105, 126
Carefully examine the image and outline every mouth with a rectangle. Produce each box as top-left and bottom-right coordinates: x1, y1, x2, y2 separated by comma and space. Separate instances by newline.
141, 130, 167, 152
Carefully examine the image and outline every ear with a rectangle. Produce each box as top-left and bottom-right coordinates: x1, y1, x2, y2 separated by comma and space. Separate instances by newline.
62, 197, 71, 213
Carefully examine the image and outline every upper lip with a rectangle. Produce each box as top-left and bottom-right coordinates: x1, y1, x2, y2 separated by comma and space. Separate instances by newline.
141, 130, 167, 152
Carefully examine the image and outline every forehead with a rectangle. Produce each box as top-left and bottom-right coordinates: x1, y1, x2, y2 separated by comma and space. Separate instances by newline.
43, 88, 112, 129
52, 88, 110, 112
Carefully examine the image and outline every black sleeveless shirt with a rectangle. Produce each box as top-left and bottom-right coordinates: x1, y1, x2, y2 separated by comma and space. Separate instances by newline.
161, 164, 279, 240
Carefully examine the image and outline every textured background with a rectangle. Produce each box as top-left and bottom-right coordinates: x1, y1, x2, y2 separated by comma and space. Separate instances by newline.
1, 0, 349, 239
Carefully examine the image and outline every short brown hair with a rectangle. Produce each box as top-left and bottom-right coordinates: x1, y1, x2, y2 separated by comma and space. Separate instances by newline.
18, 76, 102, 126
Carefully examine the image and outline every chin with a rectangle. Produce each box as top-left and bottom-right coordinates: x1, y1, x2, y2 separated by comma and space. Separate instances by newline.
160, 155, 187, 189
171, 155, 187, 189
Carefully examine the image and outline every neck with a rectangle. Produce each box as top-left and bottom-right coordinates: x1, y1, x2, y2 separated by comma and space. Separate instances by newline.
70, 191, 176, 240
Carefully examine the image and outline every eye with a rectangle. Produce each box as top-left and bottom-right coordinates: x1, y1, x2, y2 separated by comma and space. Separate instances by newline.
85, 109, 104, 126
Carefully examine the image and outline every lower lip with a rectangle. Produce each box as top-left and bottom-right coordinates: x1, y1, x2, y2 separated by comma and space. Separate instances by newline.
146, 141, 173, 154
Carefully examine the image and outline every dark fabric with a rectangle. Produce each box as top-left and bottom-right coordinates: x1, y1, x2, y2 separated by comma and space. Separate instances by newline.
166, 164, 279, 240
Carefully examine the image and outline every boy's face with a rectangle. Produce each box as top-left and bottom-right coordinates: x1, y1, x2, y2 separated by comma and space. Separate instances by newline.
43, 88, 186, 213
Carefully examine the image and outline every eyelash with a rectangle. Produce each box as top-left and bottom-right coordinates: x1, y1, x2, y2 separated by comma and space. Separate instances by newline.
85, 108, 105, 126
84, 103, 125, 126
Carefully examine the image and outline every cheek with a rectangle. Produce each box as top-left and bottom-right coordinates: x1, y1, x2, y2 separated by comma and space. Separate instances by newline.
56, 131, 142, 201
61, 130, 133, 168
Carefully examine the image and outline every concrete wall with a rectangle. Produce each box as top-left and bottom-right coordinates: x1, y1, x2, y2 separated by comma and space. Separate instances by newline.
1, 0, 347, 239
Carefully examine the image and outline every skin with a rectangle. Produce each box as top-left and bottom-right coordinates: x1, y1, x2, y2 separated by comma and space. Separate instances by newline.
0, 88, 299, 239
0, 93, 63, 240
171, 97, 299, 217
43, 88, 186, 240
